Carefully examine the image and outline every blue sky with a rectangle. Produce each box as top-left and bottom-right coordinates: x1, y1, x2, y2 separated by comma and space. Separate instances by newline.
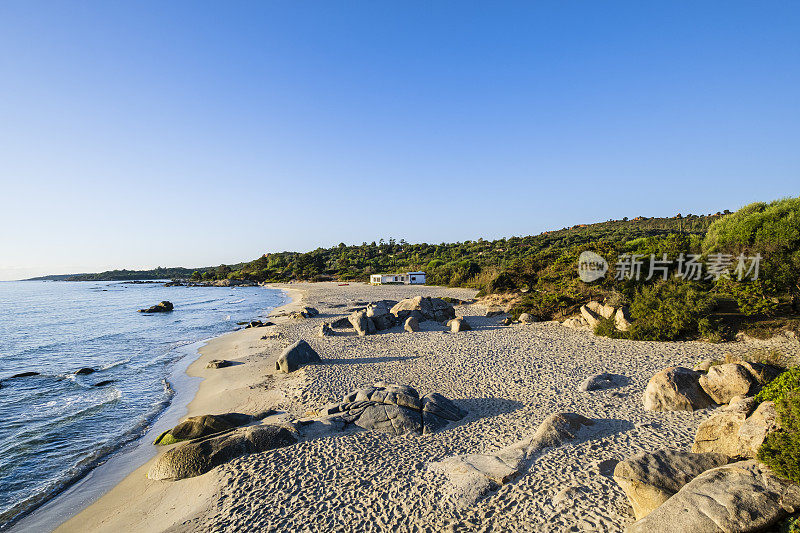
1, 1, 798, 280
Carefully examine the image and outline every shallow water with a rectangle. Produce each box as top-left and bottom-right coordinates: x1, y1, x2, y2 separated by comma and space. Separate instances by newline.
0, 280, 285, 528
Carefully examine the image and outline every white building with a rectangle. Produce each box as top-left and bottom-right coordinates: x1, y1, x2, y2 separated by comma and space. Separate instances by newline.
370, 272, 426, 285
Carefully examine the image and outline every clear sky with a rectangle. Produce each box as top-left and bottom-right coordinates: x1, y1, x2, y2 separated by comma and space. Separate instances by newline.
1, 1, 798, 280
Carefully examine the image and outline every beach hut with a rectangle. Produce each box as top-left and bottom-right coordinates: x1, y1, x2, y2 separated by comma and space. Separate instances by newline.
369, 272, 426, 285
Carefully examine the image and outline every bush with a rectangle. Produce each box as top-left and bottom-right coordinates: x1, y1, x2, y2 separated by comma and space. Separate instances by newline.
626, 279, 717, 341
697, 317, 732, 343
755, 367, 800, 404
594, 317, 625, 338
757, 391, 800, 483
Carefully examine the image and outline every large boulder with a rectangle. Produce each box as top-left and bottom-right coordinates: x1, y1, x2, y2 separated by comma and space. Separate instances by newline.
275, 340, 322, 373
330, 317, 352, 329
429, 413, 593, 508
625, 460, 800, 533
615, 307, 632, 331
698, 363, 756, 404
390, 296, 456, 323
147, 424, 298, 481
366, 302, 395, 330
613, 449, 729, 520
348, 310, 376, 336
448, 317, 472, 332
692, 396, 780, 458
586, 301, 616, 319
404, 316, 420, 332
643, 367, 714, 412
139, 301, 173, 313
153, 413, 256, 445
580, 305, 602, 328
313, 383, 465, 436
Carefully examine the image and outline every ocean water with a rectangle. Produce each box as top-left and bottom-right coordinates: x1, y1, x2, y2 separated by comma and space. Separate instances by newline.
0, 280, 286, 528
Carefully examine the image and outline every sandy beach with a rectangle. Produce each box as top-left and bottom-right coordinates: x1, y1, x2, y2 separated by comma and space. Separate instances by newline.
54, 282, 796, 532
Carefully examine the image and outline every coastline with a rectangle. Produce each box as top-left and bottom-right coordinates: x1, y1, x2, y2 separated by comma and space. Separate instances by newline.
36, 281, 790, 532
8, 286, 300, 533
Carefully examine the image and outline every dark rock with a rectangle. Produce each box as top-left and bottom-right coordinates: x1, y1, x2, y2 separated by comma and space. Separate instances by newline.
94, 380, 117, 387
275, 340, 322, 373
330, 317, 353, 329
11, 371, 40, 378
578, 373, 627, 392
206, 359, 232, 369
318, 323, 335, 337
138, 301, 174, 313
348, 310, 376, 336
74, 367, 96, 375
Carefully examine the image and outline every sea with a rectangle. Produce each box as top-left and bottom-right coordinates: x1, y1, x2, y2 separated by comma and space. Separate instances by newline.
0, 280, 287, 530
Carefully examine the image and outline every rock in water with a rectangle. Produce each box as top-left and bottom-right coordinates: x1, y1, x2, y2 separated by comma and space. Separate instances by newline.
404, 316, 420, 332
626, 460, 800, 532
154, 413, 255, 445
74, 367, 96, 375
698, 363, 756, 404
613, 449, 729, 519
10, 372, 39, 378
138, 301, 174, 313
147, 424, 297, 481
93, 380, 116, 387
276, 340, 322, 373
642, 367, 714, 412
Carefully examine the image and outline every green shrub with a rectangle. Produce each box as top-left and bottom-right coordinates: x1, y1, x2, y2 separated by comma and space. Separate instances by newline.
779, 514, 800, 533
594, 317, 625, 338
757, 391, 800, 483
626, 279, 717, 341
755, 367, 800, 404
697, 317, 732, 343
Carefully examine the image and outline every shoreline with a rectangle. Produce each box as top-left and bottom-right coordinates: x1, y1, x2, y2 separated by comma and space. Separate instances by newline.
35, 281, 793, 532
50, 285, 303, 533
8, 286, 299, 533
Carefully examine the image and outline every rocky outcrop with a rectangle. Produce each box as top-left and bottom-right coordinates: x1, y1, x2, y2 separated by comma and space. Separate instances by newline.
587, 301, 616, 319
429, 413, 593, 508
310, 383, 466, 437
275, 340, 322, 373
580, 305, 602, 328
404, 316, 420, 332
625, 460, 800, 533
568, 301, 631, 333
562, 317, 591, 331
288, 306, 319, 319
330, 317, 352, 329
390, 296, 456, 323
692, 396, 780, 458
613, 449, 729, 519
578, 373, 627, 392
348, 310, 376, 336
643, 367, 714, 412
448, 317, 472, 332
147, 424, 298, 481
154, 412, 258, 445
698, 363, 756, 404
206, 359, 232, 369
318, 322, 335, 337
138, 301, 173, 313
